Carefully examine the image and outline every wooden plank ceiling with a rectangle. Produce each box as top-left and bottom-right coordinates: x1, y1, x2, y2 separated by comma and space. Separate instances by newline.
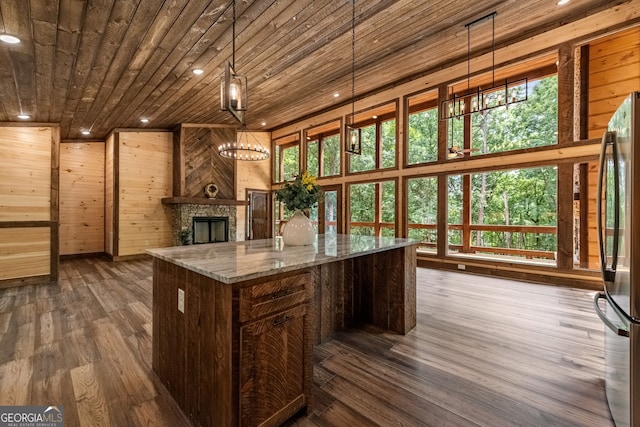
0, 0, 631, 139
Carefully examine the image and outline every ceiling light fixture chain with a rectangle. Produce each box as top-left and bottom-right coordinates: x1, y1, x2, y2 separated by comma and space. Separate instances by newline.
441, 11, 528, 125
345, 0, 361, 155
220, 0, 247, 124
218, 0, 269, 161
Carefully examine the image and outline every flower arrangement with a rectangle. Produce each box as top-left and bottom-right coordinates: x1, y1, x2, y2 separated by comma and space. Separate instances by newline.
275, 170, 322, 212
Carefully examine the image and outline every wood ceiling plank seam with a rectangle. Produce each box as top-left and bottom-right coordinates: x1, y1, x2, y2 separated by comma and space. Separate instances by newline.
51, 0, 93, 134
254, 11, 570, 128
56, 0, 124, 137
103, 3, 243, 130
235, 0, 345, 79
255, 0, 394, 80
9, 49, 37, 117
30, 0, 60, 122
60, 0, 148, 137
110, 0, 596, 132
101, 2, 231, 131
256, 0, 608, 124
144, 0, 364, 128
66, 0, 144, 138
0, 0, 35, 119
124, 0, 284, 130
71, 0, 170, 138
251, 3, 501, 103
0, 48, 16, 120
85, 0, 204, 134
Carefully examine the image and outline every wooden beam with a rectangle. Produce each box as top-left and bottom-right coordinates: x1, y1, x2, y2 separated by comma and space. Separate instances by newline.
557, 163, 574, 270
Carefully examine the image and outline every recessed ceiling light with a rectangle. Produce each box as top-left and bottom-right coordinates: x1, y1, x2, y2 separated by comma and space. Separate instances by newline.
557, 0, 569, 5
0, 35, 20, 44
193, 69, 204, 75
260, 121, 267, 126
372, 115, 378, 119
81, 130, 90, 135
140, 118, 149, 123
17, 114, 30, 120
333, 92, 340, 98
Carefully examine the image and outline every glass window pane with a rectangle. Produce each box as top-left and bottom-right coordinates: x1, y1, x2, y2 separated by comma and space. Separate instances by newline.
307, 140, 319, 177
349, 183, 375, 222
381, 181, 395, 224
349, 125, 376, 173
470, 167, 557, 260
447, 175, 463, 254
471, 76, 558, 155
408, 108, 438, 164
282, 145, 299, 181
324, 190, 338, 236
322, 134, 341, 176
381, 120, 396, 169
407, 177, 438, 253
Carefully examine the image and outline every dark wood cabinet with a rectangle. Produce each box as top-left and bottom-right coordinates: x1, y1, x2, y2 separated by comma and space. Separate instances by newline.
240, 304, 309, 426
152, 260, 312, 427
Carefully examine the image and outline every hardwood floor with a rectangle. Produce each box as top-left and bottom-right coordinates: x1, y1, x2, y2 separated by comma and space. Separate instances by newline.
0, 257, 613, 426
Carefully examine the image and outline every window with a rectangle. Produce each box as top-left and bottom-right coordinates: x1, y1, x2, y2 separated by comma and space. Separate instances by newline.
407, 91, 438, 165
406, 177, 438, 253
471, 76, 558, 155
273, 133, 300, 183
446, 74, 558, 159
348, 180, 396, 236
305, 120, 341, 178
347, 102, 397, 174
448, 166, 558, 264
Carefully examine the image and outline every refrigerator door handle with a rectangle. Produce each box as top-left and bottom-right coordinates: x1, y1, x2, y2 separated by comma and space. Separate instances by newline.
594, 292, 629, 337
596, 131, 620, 283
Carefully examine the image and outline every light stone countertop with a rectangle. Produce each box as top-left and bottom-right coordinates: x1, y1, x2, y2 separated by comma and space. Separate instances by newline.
146, 234, 418, 284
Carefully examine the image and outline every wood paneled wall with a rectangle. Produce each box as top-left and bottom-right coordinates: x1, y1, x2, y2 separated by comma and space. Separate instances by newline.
236, 131, 271, 241
586, 27, 640, 268
588, 27, 640, 139
174, 125, 236, 200
60, 142, 105, 255
117, 131, 173, 257
0, 126, 57, 282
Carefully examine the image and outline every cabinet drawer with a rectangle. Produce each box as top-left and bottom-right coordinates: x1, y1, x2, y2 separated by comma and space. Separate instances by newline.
240, 273, 312, 322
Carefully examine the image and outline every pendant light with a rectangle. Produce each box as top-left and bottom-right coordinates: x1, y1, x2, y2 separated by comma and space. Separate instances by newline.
345, 0, 361, 155
218, 125, 270, 161
220, 0, 247, 123
440, 12, 527, 121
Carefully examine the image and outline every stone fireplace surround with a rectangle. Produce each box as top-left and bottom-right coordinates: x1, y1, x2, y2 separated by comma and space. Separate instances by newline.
169, 203, 237, 246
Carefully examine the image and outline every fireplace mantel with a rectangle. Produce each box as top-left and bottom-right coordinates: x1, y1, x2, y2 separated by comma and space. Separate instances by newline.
162, 197, 247, 206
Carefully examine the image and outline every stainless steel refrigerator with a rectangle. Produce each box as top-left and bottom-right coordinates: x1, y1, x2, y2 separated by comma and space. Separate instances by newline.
594, 92, 640, 427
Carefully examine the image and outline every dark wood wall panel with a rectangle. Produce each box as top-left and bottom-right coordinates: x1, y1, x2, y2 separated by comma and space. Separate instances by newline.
182, 127, 235, 200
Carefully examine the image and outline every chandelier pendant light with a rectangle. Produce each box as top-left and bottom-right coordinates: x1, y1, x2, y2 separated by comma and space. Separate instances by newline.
218, 125, 270, 161
220, 0, 247, 123
345, 0, 361, 155
440, 12, 528, 121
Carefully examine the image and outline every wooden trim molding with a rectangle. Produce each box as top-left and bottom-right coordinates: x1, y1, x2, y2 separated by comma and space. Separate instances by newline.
161, 197, 247, 206
51, 126, 60, 281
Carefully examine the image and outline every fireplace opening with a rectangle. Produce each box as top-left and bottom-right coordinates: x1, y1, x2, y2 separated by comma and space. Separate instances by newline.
192, 217, 229, 244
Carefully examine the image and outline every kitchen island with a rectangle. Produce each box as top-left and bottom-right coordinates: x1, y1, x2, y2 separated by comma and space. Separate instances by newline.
147, 234, 417, 427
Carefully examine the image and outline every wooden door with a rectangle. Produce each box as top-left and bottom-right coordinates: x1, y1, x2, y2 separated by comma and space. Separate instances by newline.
249, 190, 271, 239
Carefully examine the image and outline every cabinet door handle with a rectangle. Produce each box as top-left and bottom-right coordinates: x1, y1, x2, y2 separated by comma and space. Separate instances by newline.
271, 290, 291, 300
273, 315, 293, 326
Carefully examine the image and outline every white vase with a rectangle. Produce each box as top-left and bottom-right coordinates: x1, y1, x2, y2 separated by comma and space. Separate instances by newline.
281, 210, 316, 246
